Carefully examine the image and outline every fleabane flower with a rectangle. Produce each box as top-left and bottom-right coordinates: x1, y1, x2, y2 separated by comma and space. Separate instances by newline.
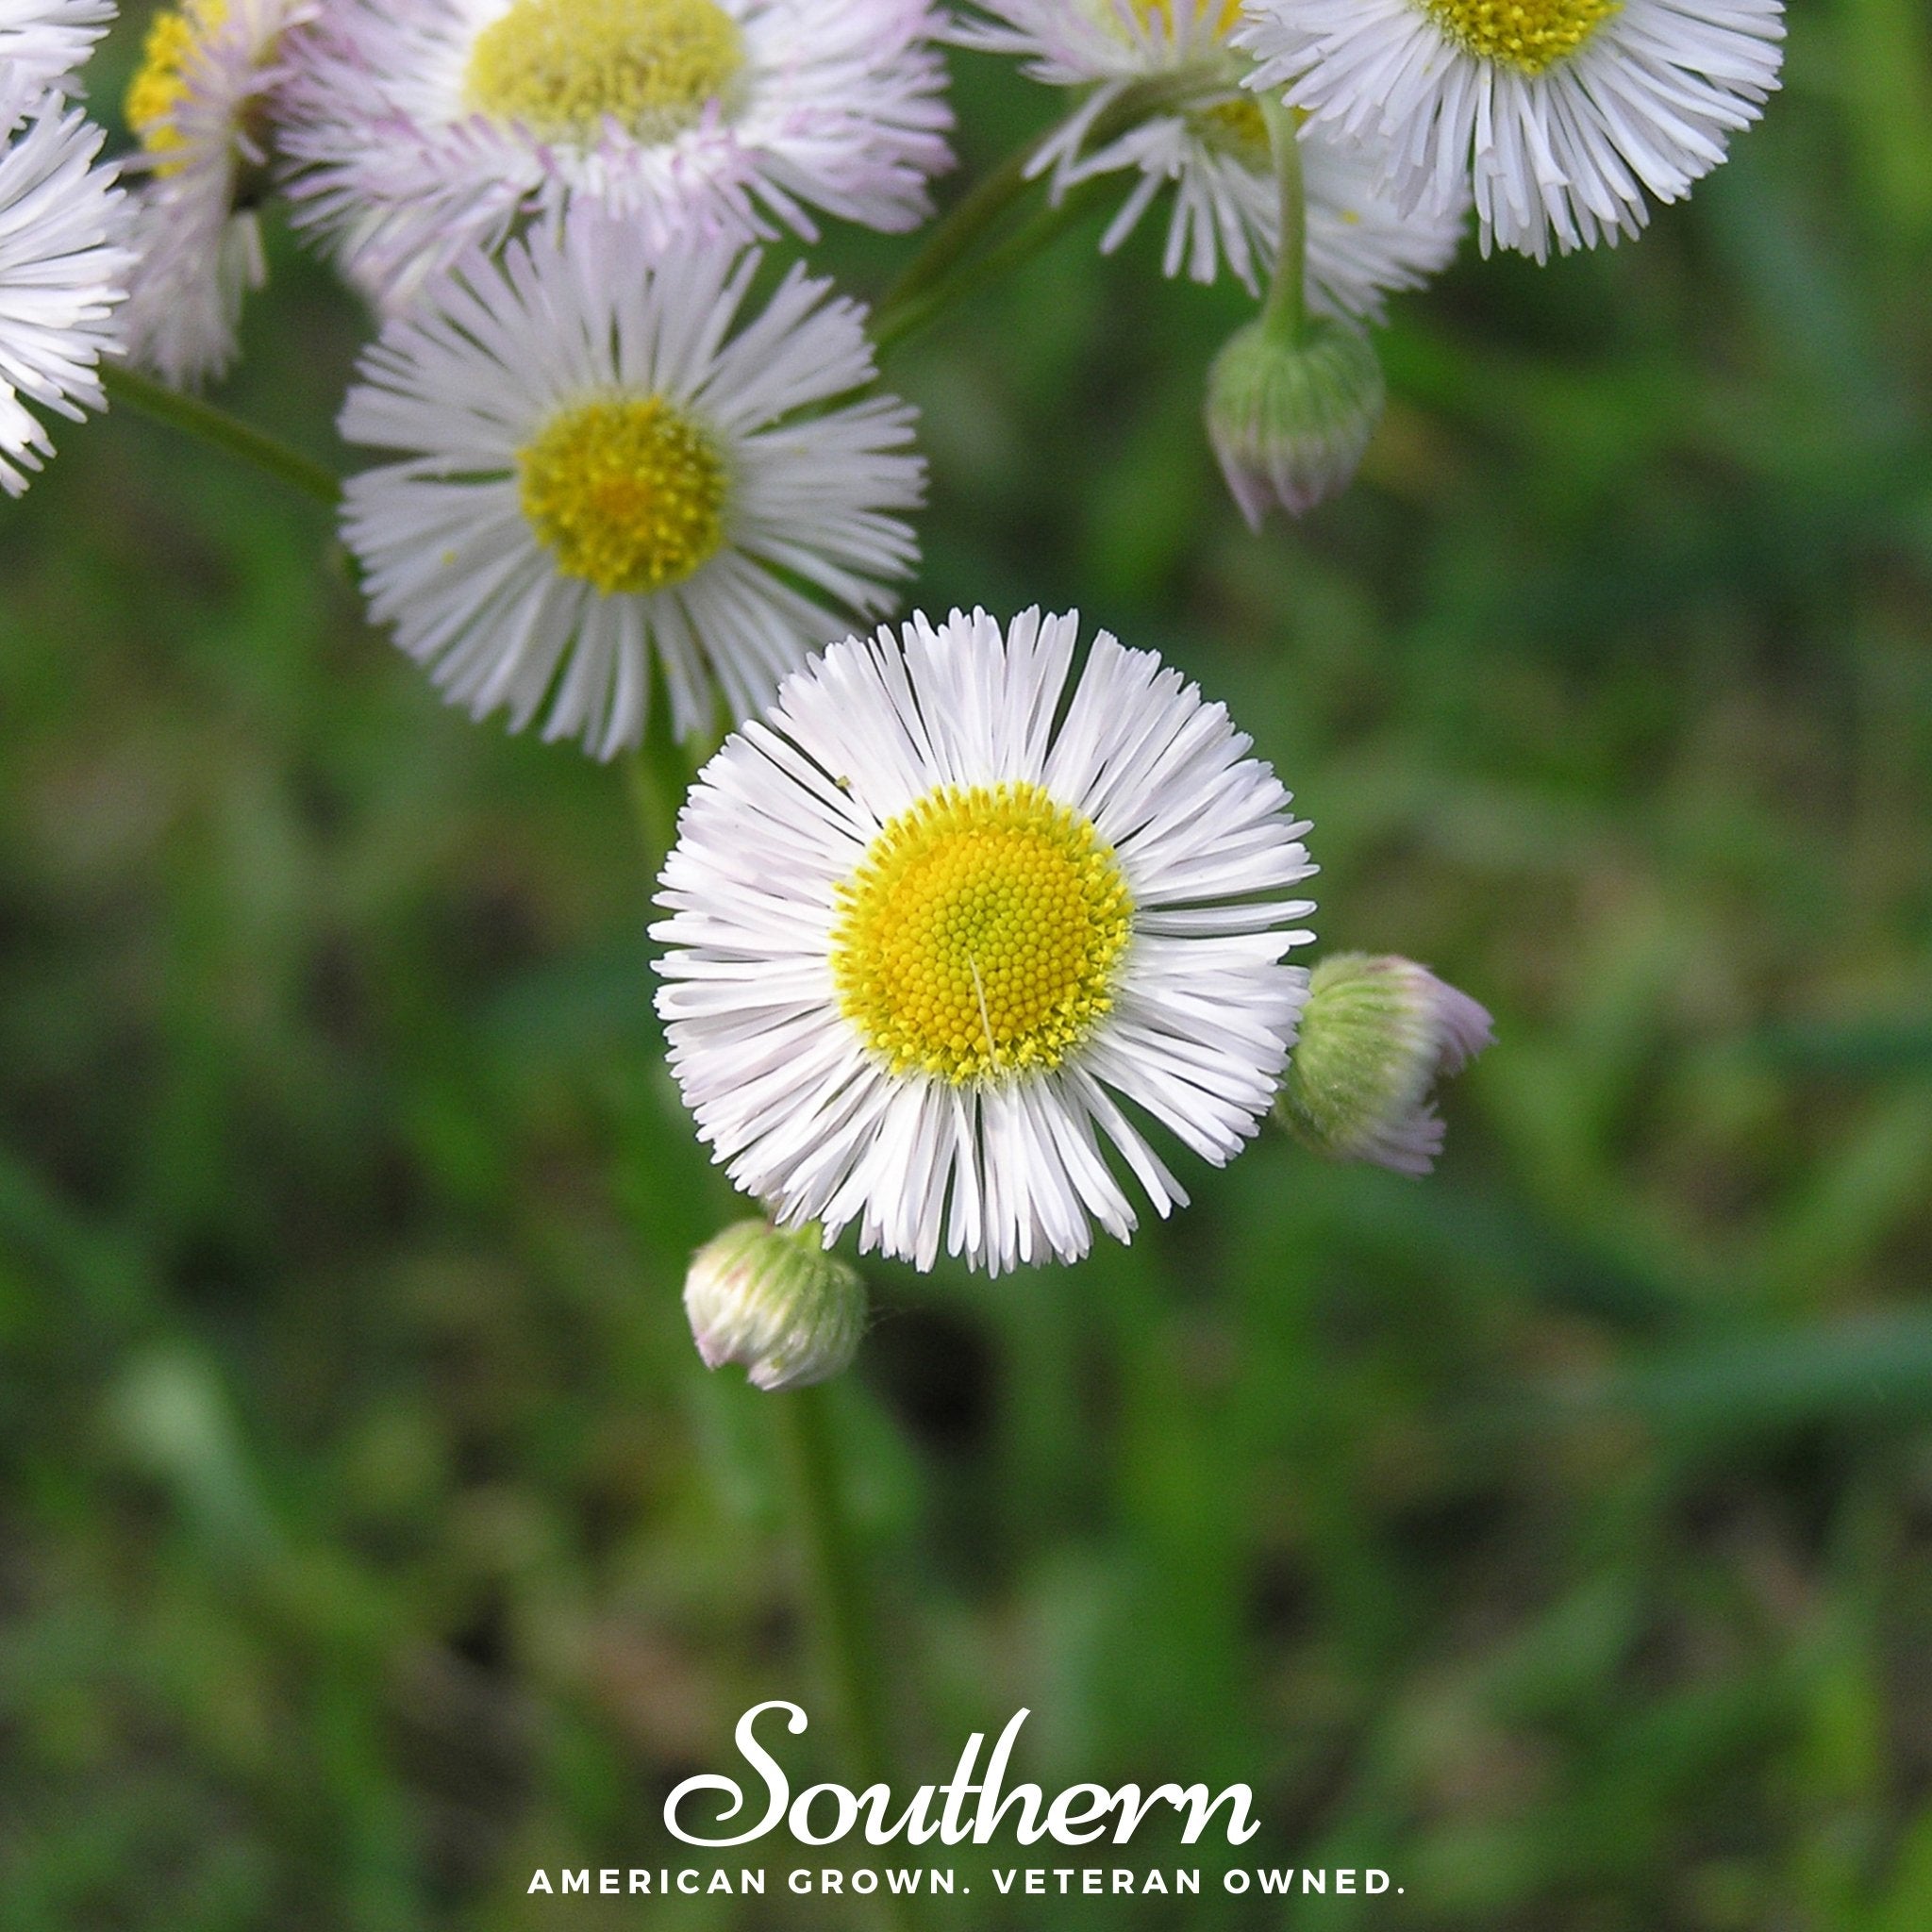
0, 81, 131, 496
654, 608, 1317, 1276
1234, 0, 1785, 259
119, 0, 310, 385
1, 0, 115, 99
956, 0, 1464, 313
338, 214, 924, 759
278, 0, 953, 303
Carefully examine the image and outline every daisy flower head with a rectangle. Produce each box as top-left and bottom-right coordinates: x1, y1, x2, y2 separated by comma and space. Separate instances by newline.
338, 211, 924, 760
119, 0, 311, 386
653, 608, 1317, 1276
0, 81, 131, 497
1234, 0, 1785, 259
279, 0, 953, 303
957, 0, 1465, 311
0, 0, 115, 100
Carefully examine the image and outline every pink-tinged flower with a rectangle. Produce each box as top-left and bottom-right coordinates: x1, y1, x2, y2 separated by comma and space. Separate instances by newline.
0, 82, 131, 496
278, 0, 953, 303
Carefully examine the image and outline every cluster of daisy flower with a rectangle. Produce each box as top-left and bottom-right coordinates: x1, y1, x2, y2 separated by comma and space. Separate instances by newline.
0, 0, 1786, 1321
2, 0, 1789, 593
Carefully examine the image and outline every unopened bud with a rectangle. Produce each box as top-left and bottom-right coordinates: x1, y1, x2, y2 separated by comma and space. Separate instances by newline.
683, 1220, 866, 1391
1205, 315, 1386, 525
1277, 954, 1492, 1174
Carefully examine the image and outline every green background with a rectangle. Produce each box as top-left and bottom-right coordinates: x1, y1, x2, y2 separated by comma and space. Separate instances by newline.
4, 8, 1931, 1925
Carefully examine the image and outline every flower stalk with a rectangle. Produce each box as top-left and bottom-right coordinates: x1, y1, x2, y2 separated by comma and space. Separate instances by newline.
1202, 95, 1383, 522
103, 363, 342, 508
1257, 93, 1308, 345
870, 67, 1237, 354
773, 1383, 917, 1932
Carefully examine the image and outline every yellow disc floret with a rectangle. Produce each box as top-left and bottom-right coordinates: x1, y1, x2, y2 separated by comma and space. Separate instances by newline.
517, 393, 729, 596
464, 0, 743, 142
125, 0, 227, 173
1125, 0, 1246, 37
1190, 95, 1272, 161
1418, 0, 1619, 74
830, 782, 1135, 1086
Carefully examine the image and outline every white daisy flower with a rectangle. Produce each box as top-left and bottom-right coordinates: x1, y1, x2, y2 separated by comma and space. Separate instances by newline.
279, 0, 953, 303
118, 0, 311, 386
0, 81, 131, 497
0, 0, 115, 101
338, 213, 924, 759
957, 0, 1464, 312
1234, 0, 1785, 259
653, 608, 1317, 1276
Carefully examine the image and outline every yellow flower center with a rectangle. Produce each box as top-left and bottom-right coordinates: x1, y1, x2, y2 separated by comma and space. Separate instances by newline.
830, 782, 1134, 1086
464, 0, 743, 142
1113, 1, 1283, 162
516, 394, 729, 596
125, 0, 226, 173
1417, 0, 1619, 74
1125, 0, 1246, 36
1190, 95, 1272, 160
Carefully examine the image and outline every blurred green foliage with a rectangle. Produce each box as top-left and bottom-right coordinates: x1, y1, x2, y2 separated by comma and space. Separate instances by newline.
4, 6, 1932, 1927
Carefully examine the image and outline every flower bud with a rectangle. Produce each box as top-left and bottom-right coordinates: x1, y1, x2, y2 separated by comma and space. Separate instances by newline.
683, 1220, 866, 1391
1205, 314, 1386, 525
1276, 954, 1492, 1174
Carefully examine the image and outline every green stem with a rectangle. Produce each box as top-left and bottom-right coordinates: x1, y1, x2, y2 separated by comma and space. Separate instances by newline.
625, 742, 679, 880
774, 1383, 913, 1932
878, 138, 1041, 316
871, 175, 1118, 358
1257, 95, 1308, 345
870, 65, 1236, 356
623, 676, 712, 877
103, 363, 342, 508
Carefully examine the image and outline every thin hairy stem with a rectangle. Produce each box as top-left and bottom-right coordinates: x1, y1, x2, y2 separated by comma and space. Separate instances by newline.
871, 66, 1235, 355
103, 364, 342, 508
625, 742, 680, 882
871, 175, 1118, 357
774, 1383, 916, 1932
1258, 95, 1309, 344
